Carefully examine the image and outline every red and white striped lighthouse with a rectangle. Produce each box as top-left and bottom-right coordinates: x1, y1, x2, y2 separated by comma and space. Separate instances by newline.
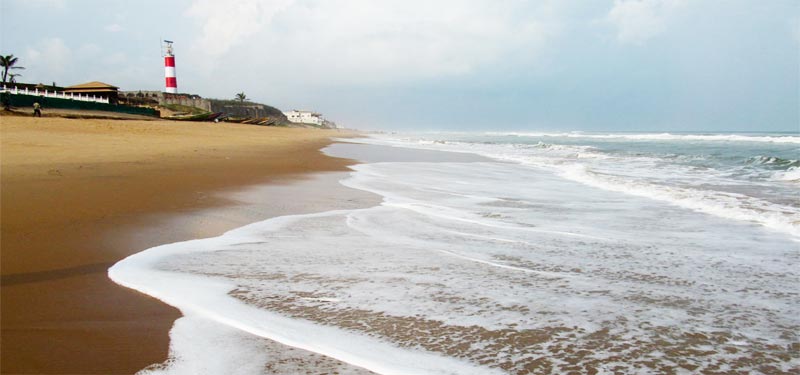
163, 40, 177, 94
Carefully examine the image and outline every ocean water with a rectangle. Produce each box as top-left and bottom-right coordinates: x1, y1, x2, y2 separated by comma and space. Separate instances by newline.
110, 131, 800, 375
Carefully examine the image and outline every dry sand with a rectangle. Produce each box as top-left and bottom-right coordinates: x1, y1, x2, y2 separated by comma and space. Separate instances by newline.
0, 116, 359, 374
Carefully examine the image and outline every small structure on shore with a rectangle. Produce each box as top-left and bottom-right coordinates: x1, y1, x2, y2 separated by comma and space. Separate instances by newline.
64, 81, 119, 104
284, 110, 326, 126
163, 40, 178, 94
2, 81, 158, 117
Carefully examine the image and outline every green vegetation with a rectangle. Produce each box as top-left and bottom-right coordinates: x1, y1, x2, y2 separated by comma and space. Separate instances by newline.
1, 54, 25, 84
235, 92, 248, 103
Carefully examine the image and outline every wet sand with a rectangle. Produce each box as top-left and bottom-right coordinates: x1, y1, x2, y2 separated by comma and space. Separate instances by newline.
0, 116, 359, 374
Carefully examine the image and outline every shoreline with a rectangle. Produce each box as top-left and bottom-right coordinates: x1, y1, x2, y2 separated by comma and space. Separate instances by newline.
113, 171, 385, 374
0, 116, 363, 374
117, 138, 800, 374
106, 142, 496, 374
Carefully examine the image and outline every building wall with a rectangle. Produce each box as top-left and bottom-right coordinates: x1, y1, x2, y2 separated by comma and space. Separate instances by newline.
210, 103, 268, 118
284, 110, 323, 125
63, 89, 119, 104
163, 95, 211, 112
116, 92, 290, 123
3, 92, 158, 116
119, 91, 211, 112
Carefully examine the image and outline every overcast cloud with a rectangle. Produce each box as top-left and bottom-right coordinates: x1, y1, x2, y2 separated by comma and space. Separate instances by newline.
1, 0, 797, 131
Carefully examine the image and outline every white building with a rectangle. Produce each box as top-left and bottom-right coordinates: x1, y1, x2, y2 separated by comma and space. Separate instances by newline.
283, 110, 324, 126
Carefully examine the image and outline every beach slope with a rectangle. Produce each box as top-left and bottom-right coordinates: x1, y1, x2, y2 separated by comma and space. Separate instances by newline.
1, 116, 354, 374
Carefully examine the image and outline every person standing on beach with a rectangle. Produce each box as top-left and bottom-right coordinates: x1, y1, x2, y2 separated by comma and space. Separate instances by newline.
33, 101, 41, 117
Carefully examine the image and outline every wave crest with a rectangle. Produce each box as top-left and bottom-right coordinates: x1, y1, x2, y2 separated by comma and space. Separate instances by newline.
486, 132, 800, 144
746, 155, 800, 169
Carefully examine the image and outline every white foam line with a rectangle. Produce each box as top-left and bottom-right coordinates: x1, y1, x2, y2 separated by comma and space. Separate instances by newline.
435, 248, 570, 280
343, 165, 607, 242
389, 202, 609, 241
109, 209, 501, 375
482, 132, 800, 144
555, 164, 800, 239
345, 139, 800, 239
434, 229, 600, 282
439, 227, 526, 245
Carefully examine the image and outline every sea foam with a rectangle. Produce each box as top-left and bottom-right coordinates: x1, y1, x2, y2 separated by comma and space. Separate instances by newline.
111, 142, 799, 373
343, 133, 800, 239
110, 212, 503, 375
484, 131, 800, 144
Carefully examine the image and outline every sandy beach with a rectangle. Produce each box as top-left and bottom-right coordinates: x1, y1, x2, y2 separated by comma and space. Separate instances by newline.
0, 115, 360, 374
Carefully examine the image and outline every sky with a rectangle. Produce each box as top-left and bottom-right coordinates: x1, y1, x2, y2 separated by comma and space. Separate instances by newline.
1, 0, 798, 131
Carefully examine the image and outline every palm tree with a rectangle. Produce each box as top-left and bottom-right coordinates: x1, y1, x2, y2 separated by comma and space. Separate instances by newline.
235, 92, 247, 103
1, 54, 25, 84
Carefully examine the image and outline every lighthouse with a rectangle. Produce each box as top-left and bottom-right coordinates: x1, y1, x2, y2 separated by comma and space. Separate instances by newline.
163, 40, 177, 93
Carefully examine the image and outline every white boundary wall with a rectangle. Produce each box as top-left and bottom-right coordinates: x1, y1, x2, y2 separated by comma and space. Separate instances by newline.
1, 85, 110, 104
